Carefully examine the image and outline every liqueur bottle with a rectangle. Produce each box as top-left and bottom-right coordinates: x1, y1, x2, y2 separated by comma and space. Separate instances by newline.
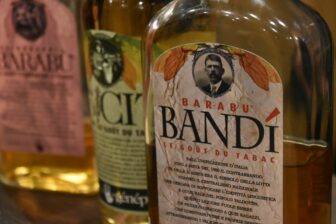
83, 0, 167, 223
0, 0, 98, 194
144, 0, 333, 224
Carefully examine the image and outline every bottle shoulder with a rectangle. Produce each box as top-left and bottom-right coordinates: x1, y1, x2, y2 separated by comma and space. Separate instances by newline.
146, 0, 332, 73
147, 0, 331, 45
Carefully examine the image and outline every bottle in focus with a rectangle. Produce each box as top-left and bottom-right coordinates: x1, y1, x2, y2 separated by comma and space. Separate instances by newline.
144, 0, 333, 223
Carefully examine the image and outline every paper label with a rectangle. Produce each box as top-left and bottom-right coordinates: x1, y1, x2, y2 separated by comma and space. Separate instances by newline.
0, 0, 84, 156
152, 43, 283, 223
86, 30, 147, 212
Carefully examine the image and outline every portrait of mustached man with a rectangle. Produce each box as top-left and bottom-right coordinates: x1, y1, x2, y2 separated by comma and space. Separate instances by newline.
201, 53, 231, 98
12, 0, 47, 41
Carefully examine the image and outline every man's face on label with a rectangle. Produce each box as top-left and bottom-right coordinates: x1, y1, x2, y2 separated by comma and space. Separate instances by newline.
205, 59, 224, 85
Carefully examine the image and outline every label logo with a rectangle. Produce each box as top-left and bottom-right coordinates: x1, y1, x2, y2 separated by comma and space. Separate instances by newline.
90, 34, 123, 88
12, 0, 47, 41
193, 45, 234, 98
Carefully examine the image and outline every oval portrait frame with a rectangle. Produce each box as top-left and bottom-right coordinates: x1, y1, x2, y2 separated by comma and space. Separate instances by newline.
192, 45, 234, 98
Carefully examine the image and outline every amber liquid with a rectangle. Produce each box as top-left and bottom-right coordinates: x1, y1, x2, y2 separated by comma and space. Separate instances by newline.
284, 141, 332, 224
0, 121, 98, 194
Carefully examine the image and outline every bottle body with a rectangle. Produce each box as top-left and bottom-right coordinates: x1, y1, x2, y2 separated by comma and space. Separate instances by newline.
83, 0, 160, 223
144, 0, 333, 223
0, 0, 98, 194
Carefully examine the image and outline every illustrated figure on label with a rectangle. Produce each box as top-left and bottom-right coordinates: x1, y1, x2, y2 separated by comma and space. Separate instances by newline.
90, 37, 122, 87
200, 53, 232, 97
12, 0, 47, 41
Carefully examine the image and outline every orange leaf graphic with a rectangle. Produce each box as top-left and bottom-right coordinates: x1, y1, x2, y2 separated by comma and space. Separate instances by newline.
269, 71, 281, 83
163, 47, 189, 81
256, 56, 281, 84
153, 53, 170, 73
239, 52, 269, 91
123, 55, 137, 90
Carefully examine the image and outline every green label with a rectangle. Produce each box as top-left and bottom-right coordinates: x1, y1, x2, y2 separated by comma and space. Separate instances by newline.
86, 30, 147, 212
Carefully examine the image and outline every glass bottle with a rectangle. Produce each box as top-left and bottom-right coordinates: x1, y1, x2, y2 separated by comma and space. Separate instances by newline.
144, 0, 333, 224
150, 0, 171, 13
83, 0, 168, 223
0, 0, 98, 194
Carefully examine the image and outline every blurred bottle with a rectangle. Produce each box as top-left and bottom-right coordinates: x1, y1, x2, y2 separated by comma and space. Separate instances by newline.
83, 0, 169, 223
0, 0, 98, 194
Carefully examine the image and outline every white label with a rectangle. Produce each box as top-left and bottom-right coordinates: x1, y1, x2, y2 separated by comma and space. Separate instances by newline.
152, 44, 283, 223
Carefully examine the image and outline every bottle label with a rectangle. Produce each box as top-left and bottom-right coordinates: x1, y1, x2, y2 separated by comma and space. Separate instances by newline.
151, 43, 283, 223
86, 30, 147, 212
0, 0, 84, 156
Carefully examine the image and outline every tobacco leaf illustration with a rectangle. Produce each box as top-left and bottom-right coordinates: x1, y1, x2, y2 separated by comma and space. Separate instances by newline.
153, 47, 191, 81
239, 52, 269, 91
262, 60, 282, 83
164, 47, 191, 81
153, 52, 170, 73
228, 48, 282, 91
123, 55, 137, 90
